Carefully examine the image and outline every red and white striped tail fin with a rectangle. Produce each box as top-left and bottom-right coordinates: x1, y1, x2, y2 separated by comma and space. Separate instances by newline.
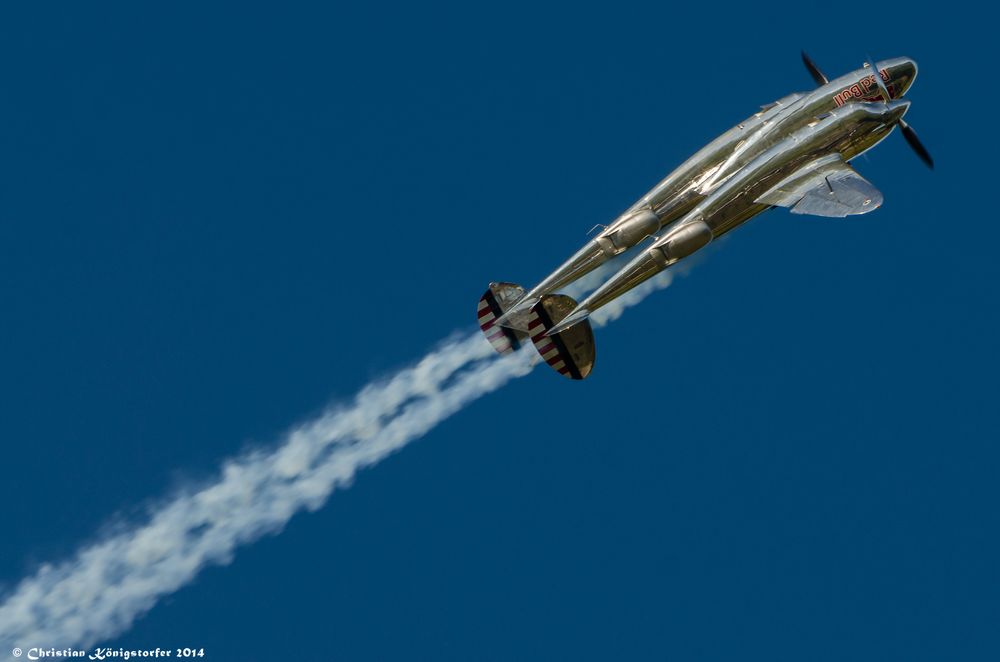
477, 282, 529, 355
527, 295, 596, 380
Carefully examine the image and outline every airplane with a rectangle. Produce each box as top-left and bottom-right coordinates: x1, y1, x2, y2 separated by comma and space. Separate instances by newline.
477, 54, 932, 380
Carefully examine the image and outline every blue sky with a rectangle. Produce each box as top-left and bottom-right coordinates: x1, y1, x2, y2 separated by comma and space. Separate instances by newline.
0, 2, 997, 660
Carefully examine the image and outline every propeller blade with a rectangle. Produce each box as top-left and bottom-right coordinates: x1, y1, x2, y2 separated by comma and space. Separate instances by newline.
899, 119, 934, 169
866, 55, 892, 103
801, 50, 828, 86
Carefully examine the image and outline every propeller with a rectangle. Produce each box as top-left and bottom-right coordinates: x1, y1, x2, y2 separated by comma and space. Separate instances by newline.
865, 55, 934, 169
898, 121, 934, 169
865, 55, 892, 103
801, 50, 828, 86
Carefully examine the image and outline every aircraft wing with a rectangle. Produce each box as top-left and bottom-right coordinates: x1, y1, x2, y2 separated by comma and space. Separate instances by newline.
756, 154, 883, 217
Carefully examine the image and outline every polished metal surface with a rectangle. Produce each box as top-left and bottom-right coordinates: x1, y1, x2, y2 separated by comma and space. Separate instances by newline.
484, 54, 930, 370
498, 57, 919, 325
556, 100, 911, 327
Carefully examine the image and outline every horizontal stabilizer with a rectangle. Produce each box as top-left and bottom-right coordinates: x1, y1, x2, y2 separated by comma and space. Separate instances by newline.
527, 295, 596, 380
477, 282, 530, 355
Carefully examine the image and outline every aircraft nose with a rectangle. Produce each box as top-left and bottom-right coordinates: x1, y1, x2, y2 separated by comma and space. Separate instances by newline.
884, 57, 918, 97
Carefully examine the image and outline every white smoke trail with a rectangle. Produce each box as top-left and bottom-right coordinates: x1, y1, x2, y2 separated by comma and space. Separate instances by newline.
0, 270, 678, 650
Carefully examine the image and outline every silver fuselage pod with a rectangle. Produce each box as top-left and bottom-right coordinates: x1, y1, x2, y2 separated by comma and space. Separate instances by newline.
565, 100, 910, 321
505, 58, 917, 320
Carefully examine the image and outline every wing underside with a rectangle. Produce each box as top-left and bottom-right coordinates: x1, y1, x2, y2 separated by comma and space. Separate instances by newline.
756, 154, 883, 218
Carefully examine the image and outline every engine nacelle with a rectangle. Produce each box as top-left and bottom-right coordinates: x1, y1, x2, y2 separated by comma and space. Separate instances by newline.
597, 209, 660, 255
652, 220, 713, 265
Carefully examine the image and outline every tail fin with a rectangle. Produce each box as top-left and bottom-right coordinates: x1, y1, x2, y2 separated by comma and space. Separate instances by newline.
527, 295, 596, 380
477, 282, 530, 355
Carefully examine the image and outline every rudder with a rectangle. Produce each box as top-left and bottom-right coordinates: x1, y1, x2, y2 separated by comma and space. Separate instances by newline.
527, 295, 596, 380
477, 282, 530, 355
